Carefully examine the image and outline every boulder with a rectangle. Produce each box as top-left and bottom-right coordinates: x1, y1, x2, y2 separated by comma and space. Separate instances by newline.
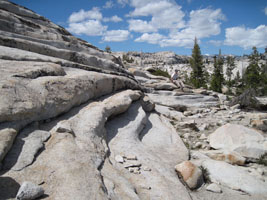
250, 119, 267, 132
202, 159, 267, 196
209, 123, 266, 159
140, 96, 155, 112
155, 104, 184, 120
16, 181, 44, 200
175, 161, 204, 190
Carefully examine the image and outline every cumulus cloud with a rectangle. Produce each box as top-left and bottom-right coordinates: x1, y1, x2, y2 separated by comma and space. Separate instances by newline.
132, 7, 225, 48
135, 33, 165, 44
224, 25, 267, 49
127, 0, 185, 32
68, 7, 102, 23
183, 8, 225, 38
103, 1, 114, 9
67, 20, 107, 36
102, 30, 130, 41
128, 19, 157, 32
103, 15, 123, 22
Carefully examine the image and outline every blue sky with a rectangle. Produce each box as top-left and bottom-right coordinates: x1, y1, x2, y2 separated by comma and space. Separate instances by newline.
10, 0, 267, 55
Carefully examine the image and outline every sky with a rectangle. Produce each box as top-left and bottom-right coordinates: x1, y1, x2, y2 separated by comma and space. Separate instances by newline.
10, 0, 267, 55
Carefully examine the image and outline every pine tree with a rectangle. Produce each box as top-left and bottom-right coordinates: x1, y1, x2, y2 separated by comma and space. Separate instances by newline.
189, 38, 206, 88
243, 47, 261, 89
226, 56, 236, 90
210, 50, 224, 93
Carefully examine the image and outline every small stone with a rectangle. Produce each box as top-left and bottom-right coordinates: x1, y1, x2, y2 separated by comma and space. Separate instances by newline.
183, 133, 190, 139
141, 186, 151, 190
123, 160, 142, 168
198, 124, 209, 131
230, 104, 240, 110
115, 155, 124, 163
16, 181, 44, 200
141, 96, 155, 112
184, 111, 193, 116
143, 166, 151, 171
124, 155, 137, 160
55, 121, 73, 134
206, 183, 222, 193
194, 142, 202, 149
199, 134, 207, 140
175, 161, 204, 190
128, 167, 141, 174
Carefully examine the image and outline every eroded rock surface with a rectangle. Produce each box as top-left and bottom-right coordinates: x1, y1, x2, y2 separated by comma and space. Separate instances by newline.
1, 2, 267, 200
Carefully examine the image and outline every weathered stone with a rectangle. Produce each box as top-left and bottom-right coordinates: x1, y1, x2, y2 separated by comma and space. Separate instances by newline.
114, 155, 124, 163
140, 96, 155, 112
0, 128, 17, 163
206, 183, 222, 193
202, 159, 267, 196
16, 181, 44, 200
175, 161, 204, 190
209, 123, 265, 159
204, 150, 246, 166
155, 104, 184, 120
4, 130, 51, 171
250, 119, 267, 132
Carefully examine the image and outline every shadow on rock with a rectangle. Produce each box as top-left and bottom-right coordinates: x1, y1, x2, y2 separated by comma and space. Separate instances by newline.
0, 176, 20, 200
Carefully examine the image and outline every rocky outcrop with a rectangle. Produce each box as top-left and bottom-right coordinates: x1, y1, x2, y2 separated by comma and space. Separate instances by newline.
209, 123, 266, 159
1, 2, 267, 200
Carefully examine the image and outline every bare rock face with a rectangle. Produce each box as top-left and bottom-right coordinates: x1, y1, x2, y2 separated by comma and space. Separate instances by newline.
1, 2, 267, 200
209, 123, 266, 159
0, 128, 17, 163
202, 159, 267, 196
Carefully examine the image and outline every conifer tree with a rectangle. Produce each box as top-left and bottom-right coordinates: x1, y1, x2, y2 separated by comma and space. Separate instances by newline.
189, 38, 206, 88
226, 56, 236, 90
210, 50, 224, 93
243, 47, 261, 89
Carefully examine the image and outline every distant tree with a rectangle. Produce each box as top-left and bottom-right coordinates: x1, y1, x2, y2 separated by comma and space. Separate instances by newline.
210, 50, 224, 93
189, 37, 206, 88
226, 56, 236, 91
243, 47, 261, 90
105, 45, 111, 53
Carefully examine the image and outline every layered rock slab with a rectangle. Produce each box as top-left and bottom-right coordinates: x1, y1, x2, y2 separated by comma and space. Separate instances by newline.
3, 90, 142, 200
103, 102, 190, 200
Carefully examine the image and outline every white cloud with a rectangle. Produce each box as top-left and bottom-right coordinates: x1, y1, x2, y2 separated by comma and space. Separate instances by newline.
127, 0, 185, 32
103, 15, 123, 22
147, 8, 225, 48
117, 0, 129, 7
102, 30, 130, 41
224, 25, 267, 49
265, 7, 267, 15
68, 7, 102, 23
103, 1, 114, 9
128, 19, 157, 32
181, 8, 226, 39
67, 20, 107, 36
135, 33, 165, 44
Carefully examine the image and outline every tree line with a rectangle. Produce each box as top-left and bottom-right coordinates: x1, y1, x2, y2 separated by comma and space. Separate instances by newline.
188, 38, 267, 96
